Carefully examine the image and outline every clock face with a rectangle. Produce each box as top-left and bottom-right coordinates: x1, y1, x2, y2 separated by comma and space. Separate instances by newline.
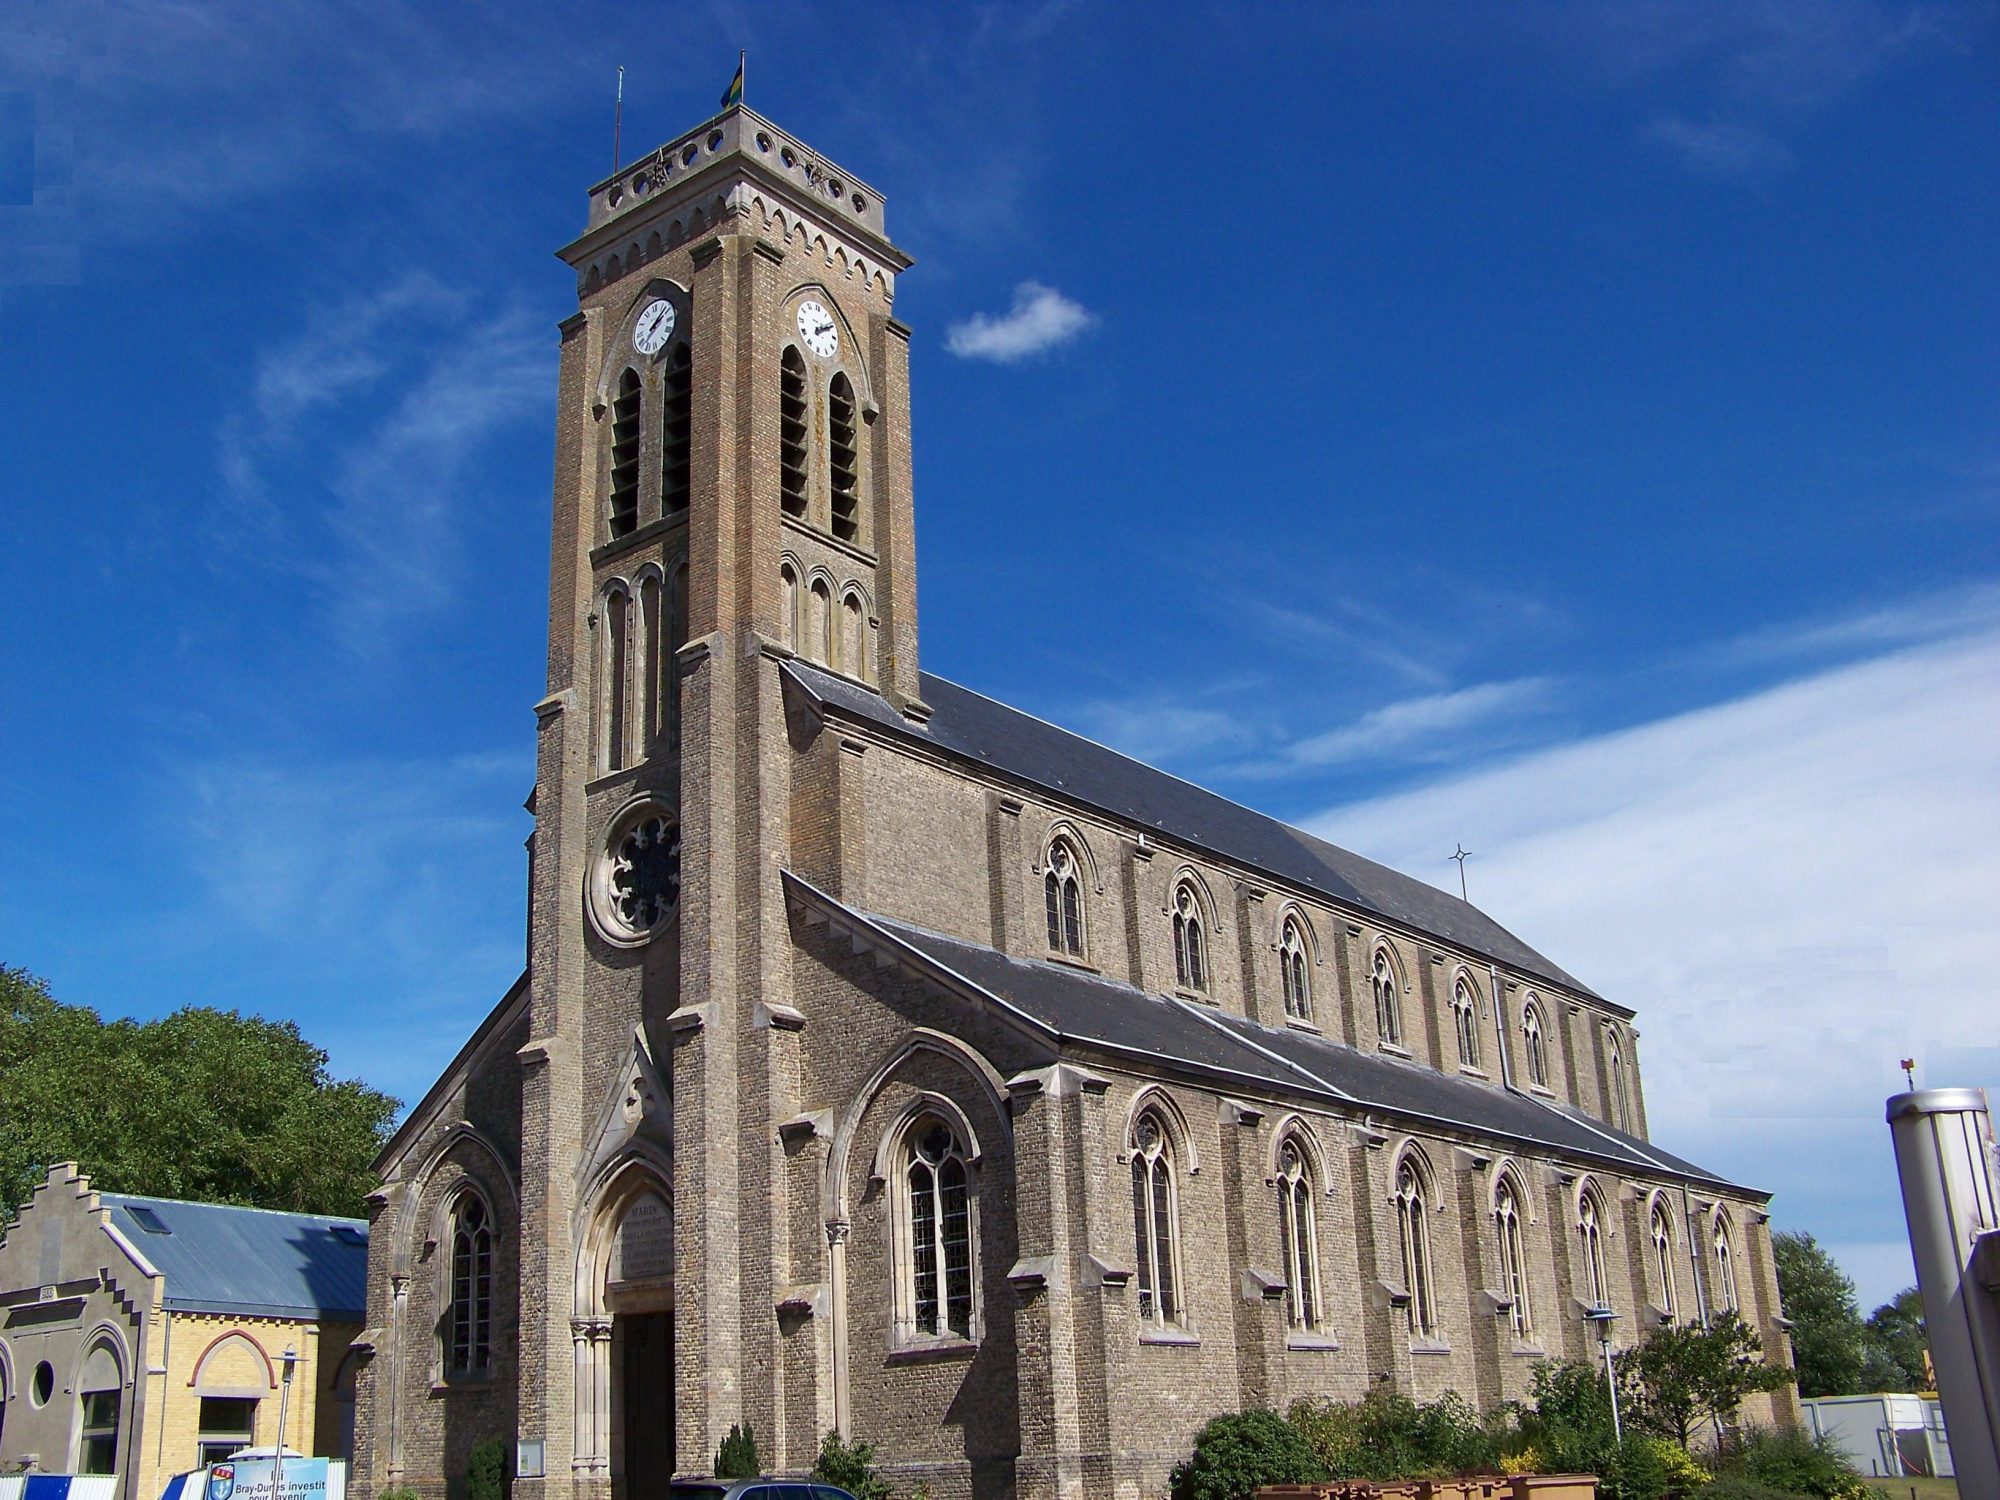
796, 300, 838, 359
633, 299, 676, 356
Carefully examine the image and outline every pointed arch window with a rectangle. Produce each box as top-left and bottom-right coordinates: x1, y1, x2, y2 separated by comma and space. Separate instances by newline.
1495, 1174, 1531, 1338
609, 367, 641, 538
1373, 947, 1404, 1048
779, 561, 799, 650
639, 572, 663, 751
1395, 1156, 1438, 1339
1275, 1136, 1323, 1331
900, 1117, 975, 1340
1044, 837, 1085, 958
1713, 1214, 1740, 1313
808, 577, 832, 665
1279, 917, 1311, 1022
1578, 1186, 1611, 1312
1130, 1109, 1183, 1328
1608, 1033, 1632, 1132
779, 347, 808, 518
660, 343, 691, 515
1452, 977, 1482, 1070
1172, 883, 1207, 993
829, 371, 860, 542
1651, 1202, 1679, 1322
602, 586, 630, 773
1522, 1001, 1549, 1089
448, 1193, 494, 1373
840, 588, 866, 680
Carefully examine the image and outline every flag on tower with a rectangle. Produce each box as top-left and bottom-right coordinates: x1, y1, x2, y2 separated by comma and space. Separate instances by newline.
720, 55, 744, 110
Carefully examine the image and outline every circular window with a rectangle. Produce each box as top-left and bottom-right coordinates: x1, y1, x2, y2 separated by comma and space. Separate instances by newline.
707, 130, 724, 152
588, 802, 682, 947
31, 1360, 54, 1406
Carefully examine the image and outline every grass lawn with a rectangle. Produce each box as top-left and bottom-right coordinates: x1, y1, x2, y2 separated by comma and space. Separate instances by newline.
1864, 1477, 1957, 1499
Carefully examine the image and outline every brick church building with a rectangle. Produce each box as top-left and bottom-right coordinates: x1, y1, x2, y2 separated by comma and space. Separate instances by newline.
351, 104, 1793, 1500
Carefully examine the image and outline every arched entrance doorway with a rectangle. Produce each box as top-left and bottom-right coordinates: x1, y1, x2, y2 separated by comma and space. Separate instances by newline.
575, 1166, 674, 1498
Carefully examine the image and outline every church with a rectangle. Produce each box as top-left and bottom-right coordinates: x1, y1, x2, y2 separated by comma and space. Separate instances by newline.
350, 103, 1793, 1500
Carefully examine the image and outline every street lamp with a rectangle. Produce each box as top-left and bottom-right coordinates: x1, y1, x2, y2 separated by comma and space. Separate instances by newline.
275, 1348, 300, 1488
1584, 1306, 1622, 1443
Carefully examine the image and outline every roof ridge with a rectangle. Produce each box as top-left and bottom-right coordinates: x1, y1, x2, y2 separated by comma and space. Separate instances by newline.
102, 1192, 365, 1227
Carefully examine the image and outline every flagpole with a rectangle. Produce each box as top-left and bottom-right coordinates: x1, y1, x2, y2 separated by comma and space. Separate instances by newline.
739, 49, 746, 108
613, 65, 625, 171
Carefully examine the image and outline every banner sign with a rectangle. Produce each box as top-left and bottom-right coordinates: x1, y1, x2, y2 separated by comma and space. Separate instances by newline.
203, 1460, 328, 1500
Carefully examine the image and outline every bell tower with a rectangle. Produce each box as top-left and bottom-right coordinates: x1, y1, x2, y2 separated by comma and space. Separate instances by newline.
514, 105, 921, 1499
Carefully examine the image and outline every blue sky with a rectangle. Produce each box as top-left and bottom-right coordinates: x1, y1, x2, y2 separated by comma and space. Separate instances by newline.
2, 2, 1995, 1312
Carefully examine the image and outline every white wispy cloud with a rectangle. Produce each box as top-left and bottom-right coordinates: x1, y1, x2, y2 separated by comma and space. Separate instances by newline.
1307, 600, 2000, 1309
153, 746, 535, 1109
1646, 114, 1794, 175
946, 281, 1096, 362
217, 275, 550, 655
1229, 678, 1558, 778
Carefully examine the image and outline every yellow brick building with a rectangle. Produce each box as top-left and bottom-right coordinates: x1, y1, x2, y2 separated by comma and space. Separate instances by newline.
0, 1165, 366, 1500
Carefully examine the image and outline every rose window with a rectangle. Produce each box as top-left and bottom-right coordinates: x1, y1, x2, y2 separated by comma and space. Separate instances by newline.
611, 815, 681, 930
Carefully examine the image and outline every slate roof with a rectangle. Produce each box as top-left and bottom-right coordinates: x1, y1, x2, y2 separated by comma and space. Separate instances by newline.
784, 872, 1750, 1193
784, 662, 1608, 1005
100, 1194, 369, 1321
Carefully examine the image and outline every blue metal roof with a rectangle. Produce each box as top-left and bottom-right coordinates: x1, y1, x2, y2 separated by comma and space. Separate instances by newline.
99, 1194, 368, 1321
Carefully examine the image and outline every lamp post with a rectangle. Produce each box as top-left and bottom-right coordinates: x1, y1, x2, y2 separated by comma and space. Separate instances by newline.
275, 1347, 300, 1489
1585, 1306, 1622, 1443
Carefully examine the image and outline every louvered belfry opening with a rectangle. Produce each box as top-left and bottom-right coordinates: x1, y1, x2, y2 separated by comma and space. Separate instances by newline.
780, 347, 808, 517
660, 343, 691, 516
829, 371, 859, 541
609, 368, 641, 537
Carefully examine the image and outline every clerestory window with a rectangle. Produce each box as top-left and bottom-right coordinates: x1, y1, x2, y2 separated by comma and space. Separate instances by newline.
1279, 916, 1311, 1022
1452, 977, 1482, 1070
1522, 1000, 1549, 1089
1172, 883, 1207, 993
1044, 837, 1085, 958
1373, 947, 1404, 1047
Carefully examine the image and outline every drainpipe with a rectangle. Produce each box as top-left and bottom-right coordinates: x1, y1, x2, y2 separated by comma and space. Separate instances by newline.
1489, 965, 1516, 1091
1681, 1183, 1711, 1329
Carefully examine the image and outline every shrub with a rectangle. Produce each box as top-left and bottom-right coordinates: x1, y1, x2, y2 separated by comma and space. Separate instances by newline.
1718, 1427, 1868, 1499
378, 1489, 420, 1500
813, 1431, 891, 1500
715, 1422, 760, 1480
466, 1438, 508, 1500
1171, 1409, 1328, 1500
1287, 1387, 1504, 1480
1600, 1434, 1674, 1500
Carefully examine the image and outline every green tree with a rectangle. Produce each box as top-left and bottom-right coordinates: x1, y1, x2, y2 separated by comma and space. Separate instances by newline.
714, 1423, 759, 1479
1772, 1230, 1866, 1396
1616, 1310, 1796, 1449
1170, 1410, 1327, 1500
0, 964, 398, 1221
1856, 1286, 1929, 1391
